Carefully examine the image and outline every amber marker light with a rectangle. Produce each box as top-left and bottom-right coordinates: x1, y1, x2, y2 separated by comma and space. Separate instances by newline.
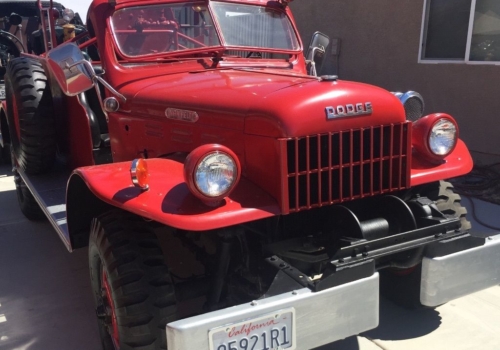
130, 158, 150, 190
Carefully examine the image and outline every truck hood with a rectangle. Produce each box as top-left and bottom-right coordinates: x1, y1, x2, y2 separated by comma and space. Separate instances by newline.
124, 69, 406, 138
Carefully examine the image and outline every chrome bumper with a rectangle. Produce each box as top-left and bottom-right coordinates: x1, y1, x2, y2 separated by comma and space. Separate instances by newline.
421, 233, 500, 307
167, 273, 379, 349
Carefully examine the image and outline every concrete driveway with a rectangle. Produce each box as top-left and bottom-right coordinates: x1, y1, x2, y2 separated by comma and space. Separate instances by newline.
0, 162, 499, 350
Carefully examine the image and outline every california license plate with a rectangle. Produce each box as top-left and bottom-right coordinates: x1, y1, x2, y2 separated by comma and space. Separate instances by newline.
209, 308, 296, 350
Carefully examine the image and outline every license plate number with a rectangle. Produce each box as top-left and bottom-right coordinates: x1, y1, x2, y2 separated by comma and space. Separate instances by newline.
0, 86, 5, 99
209, 308, 295, 350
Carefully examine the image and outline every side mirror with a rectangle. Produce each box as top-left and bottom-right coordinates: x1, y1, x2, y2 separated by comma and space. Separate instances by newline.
306, 32, 330, 76
46, 42, 126, 101
47, 43, 94, 96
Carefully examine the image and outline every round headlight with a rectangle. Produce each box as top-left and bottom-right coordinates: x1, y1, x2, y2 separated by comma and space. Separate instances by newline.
184, 144, 241, 204
195, 152, 237, 197
429, 118, 457, 156
412, 113, 459, 163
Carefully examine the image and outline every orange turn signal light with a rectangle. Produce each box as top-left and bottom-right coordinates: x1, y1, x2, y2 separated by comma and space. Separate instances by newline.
130, 158, 150, 190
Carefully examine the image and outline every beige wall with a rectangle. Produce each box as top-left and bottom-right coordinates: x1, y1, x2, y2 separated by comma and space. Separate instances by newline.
291, 0, 500, 164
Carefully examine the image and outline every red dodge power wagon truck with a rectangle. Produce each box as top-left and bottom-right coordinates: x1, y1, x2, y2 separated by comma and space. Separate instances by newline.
1, 0, 499, 349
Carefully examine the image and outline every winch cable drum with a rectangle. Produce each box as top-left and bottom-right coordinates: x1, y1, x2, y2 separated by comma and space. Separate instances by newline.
325, 196, 418, 251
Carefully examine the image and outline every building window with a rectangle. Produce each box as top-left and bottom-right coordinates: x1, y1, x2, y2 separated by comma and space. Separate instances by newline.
420, 0, 500, 63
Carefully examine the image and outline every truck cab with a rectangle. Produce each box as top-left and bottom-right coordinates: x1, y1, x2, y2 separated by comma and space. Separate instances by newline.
1, 0, 500, 349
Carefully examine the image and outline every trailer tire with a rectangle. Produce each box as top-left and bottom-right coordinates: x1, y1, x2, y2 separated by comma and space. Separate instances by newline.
5, 57, 56, 175
89, 210, 178, 350
381, 180, 470, 308
9, 145, 45, 220
12, 172, 45, 222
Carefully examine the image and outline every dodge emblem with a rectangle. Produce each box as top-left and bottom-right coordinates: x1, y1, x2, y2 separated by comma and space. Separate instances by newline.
325, 102, 373, 119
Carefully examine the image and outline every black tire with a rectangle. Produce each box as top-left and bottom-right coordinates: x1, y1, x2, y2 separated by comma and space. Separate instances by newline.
5, 57, 56, 174
11, 144, 45, 220
89, 210, 178, 350
380, 180, 470, 308
13, 167, 45, 220
0, 145, 9, 164
423, 180, 471, 231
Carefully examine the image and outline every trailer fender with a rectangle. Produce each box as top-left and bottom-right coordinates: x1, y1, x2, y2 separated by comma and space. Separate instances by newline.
66, 158, 280, 247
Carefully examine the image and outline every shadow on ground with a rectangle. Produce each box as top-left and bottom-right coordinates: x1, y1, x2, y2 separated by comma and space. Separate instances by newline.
363, 297, 441, 341
314, 336, 360, 350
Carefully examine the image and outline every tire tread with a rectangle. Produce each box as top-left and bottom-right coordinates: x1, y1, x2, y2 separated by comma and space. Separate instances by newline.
89, 210, 177, 350
5, 57, 56, 174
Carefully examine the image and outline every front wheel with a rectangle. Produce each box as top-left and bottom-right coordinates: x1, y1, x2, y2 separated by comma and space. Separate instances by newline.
89, 210, 178, 350
380, 180, 470, 308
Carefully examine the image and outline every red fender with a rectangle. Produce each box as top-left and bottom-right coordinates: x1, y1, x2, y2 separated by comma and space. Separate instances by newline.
69, 158, 280, 231
411, 139, 473, 186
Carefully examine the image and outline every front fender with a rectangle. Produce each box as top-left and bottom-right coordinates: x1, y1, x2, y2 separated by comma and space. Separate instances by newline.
410, 139, 473, 186
67, 158, 280, 233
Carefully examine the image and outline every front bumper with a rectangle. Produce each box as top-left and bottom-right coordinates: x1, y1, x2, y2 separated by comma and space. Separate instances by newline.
166, 233, 500, 349
167, 273, 379, 349
421, 233, 500, 307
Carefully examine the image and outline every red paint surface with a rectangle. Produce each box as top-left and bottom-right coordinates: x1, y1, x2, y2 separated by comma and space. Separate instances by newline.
3, 0, 472, 236
66, 96, 95, 168
411, 139, 473, 186
72, 158, 280, 231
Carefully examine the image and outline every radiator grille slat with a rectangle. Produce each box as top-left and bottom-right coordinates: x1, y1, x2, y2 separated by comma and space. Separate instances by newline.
285, 122, 411, 213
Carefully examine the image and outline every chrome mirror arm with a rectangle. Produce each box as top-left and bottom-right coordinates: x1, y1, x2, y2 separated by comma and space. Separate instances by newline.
67, 60, 126, 102
307, 46, 325, 77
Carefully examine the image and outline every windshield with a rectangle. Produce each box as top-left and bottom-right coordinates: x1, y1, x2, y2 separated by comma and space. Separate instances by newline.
111, 3, 219, 57
110, 2, 299, 58
211, 2, 299, 50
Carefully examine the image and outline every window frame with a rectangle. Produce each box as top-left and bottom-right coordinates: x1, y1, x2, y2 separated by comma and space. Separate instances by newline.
418, 0, 500, 65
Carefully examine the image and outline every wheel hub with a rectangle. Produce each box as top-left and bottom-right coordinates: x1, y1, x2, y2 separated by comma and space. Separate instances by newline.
101, 269, 120, 349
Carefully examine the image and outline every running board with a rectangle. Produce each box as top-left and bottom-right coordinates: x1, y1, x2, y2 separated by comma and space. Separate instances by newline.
18, 167, 72, 251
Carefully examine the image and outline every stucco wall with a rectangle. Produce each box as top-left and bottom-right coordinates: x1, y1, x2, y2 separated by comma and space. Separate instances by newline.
290, 0, 500, 164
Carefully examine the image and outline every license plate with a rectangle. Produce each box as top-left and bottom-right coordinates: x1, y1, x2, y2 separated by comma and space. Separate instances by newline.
0, 86, 5, 100
209, 308, 296, 350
